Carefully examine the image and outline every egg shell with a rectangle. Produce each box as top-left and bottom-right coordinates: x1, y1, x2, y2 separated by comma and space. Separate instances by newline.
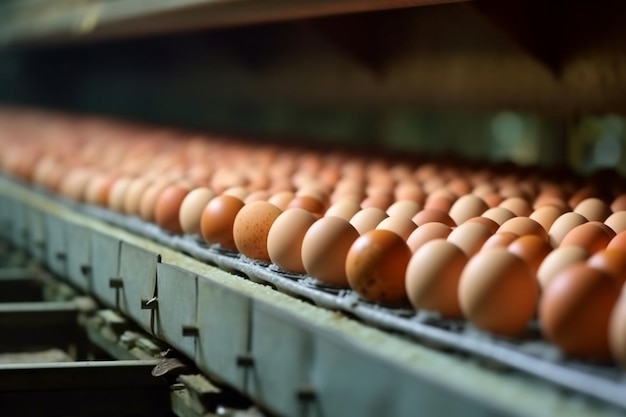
447, 221, 493, 257
587, 249, 626, 286
529, 206, 565, 232
406, 222, 453, 253
412, 209, 456, 227
466, 216, 500, 234
346, 229, 412, 306
108, 177, 133, 212
123, 178, 152, 215
222, 186, 249, 201
481, 232, 520, 252
244, 190, 271, 203
537, 246, 589, 289
559, 221, 615, 253
459, 248, 538, 336
233, 201, 282, 262
498, 217, 548, 241
324, 199, 361, 220
59, 169, 93, 201
139, 181, 172, 222
200, 195, 245, 250
301, 216, 360, 287
507, 234, 553, 275
386, 200, 422, 219
155, 184, 190, 234
611, 194, 626, 212
548, 212, 588, 247
481, 207, 515, 225
287, 195, 326, 216
405, 239, 468, 318
499, 197, 532, 217
609, 290, 626, 368
179, 187, 215, 235
574, 197, 611, 222
605, 211, 626, 234
375, 216, 417, 240
267, 191, 295, 210
540, 263, 620, 359
350, 207, 388, 235
448, 195, 489, 225
84, 174, 117, 206
267, 208, 317, 274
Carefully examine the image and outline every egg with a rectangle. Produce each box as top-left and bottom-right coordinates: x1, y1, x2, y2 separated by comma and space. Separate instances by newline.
604, 211, 626, 234
586, 249, 626, 285
499, 197, 532, 217
574, 197, 611, 222
609, 289, 626, 368
406, 222, 452, 253
301, 216, 360, 287
540, 263, 620, 359
346, 229, 412, 306
529, 206, 564, 232
154, 184, 190, 234
386, 200, 421, 219
267, 191, 295, 210
498, 217, 548, 240
233, 201, 282, 262
375, 216, 417, 240
267, 208, 317, 274
412, 209, 456, 227
108, 177, 133, 212
507, 234, 553, 275
447, 221, 493, 257
324, 199, 361, 220
481, 232, 520, 252
536, 246, 589, 289
287, 195, 326, 216
139, 180, 172, 222
350, 207, 388, 235
405, 239, 468, 318
481, 207, 515, 225
548, 212, 588, 247
200, 195, 245, 250
559, 221, 615, 253
179, 187, 215, 235
459, 248, 538, 336
466, 216, 500, 234
448, 195, 489, 225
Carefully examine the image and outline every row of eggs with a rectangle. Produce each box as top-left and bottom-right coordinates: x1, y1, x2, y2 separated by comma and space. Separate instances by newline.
1, 108, 626, 369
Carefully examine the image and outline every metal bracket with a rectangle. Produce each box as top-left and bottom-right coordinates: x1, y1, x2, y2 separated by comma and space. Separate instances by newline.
141, 296, 158, 310
181, 325, 198, 337
109, 277, 123, 288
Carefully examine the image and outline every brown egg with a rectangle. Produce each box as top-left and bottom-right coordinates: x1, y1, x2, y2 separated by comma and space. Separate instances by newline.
200, 195, 245, 250
611, 194, 626, 213
459, 248, 538, 336
222, 186, 249, 201
233, 201, 282, 262
537, 246, 589, 289
559, 221, 615, 253
375, 216, 417, 240
386, 200, 421, 219
424, 192, 455, 213
587, 249, 626, 286
540, 263, 620, 359
499, 197, 532, 217
481, 192, 503, 208
287, 195, 326, 216
267, 191, 295, 210
447, 222, 493, 257
529, 206, 564, 232
267, 208, 317, 274
533, 195, 569, 211
346, 229, 412, 306
179, 187, 215, 235
108, 177, 133, 212
448, 195, 489, 225
301, 216, 360, 287
605, 211, 626, 234
350, 207, 388, 235
59, 169, 93, 201
394, 182, 425, 203
406, 222, 453, 253
139, 180, 172, 222
84, 174, 117, 207
574, 197, 612, 222
481, 232, 520, 252
123, 178, 152, 215
608, 230, 626, 251
466, 217, 500, 234
155, 184, 190, 234
548, 212, 588, 247
481, 207, 516, 225
324, 199, 361, 220
507, 235, 553, 275
405, 239, 468, 318
244, 190, 271, 204
412, 209, 456, 227
446, 178, 472, 197
609, 290, 626, 368
498, 217, 548, 241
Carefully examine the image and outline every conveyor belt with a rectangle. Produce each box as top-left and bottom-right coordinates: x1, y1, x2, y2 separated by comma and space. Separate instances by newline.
1, 174, 625, 417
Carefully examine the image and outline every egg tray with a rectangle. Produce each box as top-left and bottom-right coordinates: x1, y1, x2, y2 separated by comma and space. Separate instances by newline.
3, 177, 626, 412
60, 193, 625, 410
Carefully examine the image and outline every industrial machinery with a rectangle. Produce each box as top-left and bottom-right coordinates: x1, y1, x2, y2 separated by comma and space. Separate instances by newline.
1, 1, 626, 416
